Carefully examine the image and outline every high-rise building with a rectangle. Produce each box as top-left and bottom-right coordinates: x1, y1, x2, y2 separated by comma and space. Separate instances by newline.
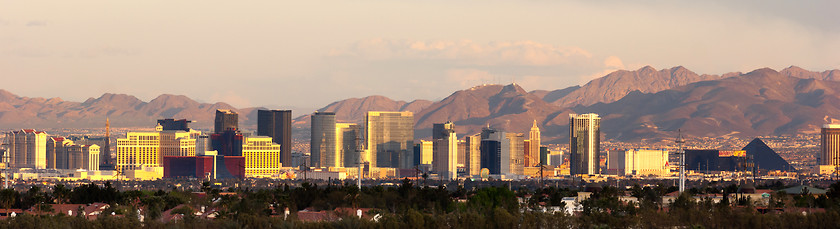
257, 110, 292, 165
569, 113, 601, 175
46, 137, 72, 169
607, 149, 669, 176
157, 119, 192, 131
505, 133, 525, 175
365, 111, 414, 168
215, 110, 239, 133
310, 112, 336, 168
242, 136, 283, 177
539, 147, 549, 166
116, 132, 162, 172
524, 140, 531, 168
116, 127, 197, 173
211, 130, 243, 157
433, 122, 458, 180
5, 129, 48, 169
821, 124, 840, 168
336, 123, 361, 168
528, 120, 541, 167
480, 127, 505, 175
465, 134, 482, 176
418, 140, 433, 165
67, 144, 100, 171
159, 131, 197, 157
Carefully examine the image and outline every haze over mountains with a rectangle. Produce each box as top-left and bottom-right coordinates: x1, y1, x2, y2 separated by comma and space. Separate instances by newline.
2, 66, 839, 143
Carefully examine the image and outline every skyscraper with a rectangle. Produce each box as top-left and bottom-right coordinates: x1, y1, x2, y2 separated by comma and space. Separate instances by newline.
157, 118, 192, 131
336, 123, 361, 168
569, 113, 601, 175
215, 110, 238, 133
310, 112, 336, 168
505, 133, 525, 175
5, 129, 48, 169
241, 136, 283, 177
821, 124, 840, 168
46, 137, 72, 169
257, 110, 292, 165
365, 111, 414, 168
528, 120, 541, 167
433, 122, 458, 180
465, 134, 482, 176
480, 127, 505, 175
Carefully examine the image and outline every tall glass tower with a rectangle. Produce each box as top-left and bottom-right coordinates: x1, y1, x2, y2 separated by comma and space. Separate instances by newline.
569, 113, 601, 175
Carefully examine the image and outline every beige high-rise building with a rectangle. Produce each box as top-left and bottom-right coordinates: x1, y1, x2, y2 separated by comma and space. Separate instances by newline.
335, 123, 359, 168
821, 124, 840, 168
5, 129, 48, 169
505, 133, 525, 175
607, 149, 668, 176
464, 134, 482, 176
528, 120, 541, 167
433, 123, 458, 180
159, 130, 196, 157
418, 140, 433, 165
47, 137, 73, 169
241, 136, 283, 177
365, 111, 414, 169
67, 144, 100, 171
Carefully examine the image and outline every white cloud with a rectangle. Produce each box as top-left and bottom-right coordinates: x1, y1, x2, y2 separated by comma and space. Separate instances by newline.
210, 91, 252, 108
329, 39, 594, 67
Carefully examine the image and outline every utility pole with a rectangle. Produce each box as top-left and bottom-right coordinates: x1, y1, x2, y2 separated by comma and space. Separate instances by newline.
676, 130, 686, 193
356, 135, 363, 190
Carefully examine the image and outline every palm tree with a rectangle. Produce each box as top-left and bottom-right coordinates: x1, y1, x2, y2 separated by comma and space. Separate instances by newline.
0, 189, 16, 216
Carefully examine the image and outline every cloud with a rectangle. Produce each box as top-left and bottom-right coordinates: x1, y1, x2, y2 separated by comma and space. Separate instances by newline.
320, 39, 629, 100
446, 69, 498, 88
210, 91, 252, 108
329, 39, 594, 66
604, 56, 625, 69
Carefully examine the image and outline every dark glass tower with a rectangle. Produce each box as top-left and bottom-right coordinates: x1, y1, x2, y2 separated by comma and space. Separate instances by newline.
215, 110, 239, 134
157, 119, 192, 131
310, 112, 336, 168
258, 110, 292, 165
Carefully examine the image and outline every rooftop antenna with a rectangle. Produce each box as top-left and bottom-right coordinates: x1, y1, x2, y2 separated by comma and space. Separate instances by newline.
676, 129, 686, 193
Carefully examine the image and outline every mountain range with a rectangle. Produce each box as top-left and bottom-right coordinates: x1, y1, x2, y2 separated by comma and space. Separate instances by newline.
1, 65, 839, 143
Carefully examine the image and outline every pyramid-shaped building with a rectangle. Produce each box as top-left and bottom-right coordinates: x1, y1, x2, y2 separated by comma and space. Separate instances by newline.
740, 138, 795, 172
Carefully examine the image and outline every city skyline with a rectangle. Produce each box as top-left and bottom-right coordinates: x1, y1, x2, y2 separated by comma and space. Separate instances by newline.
2, 1, 838, 109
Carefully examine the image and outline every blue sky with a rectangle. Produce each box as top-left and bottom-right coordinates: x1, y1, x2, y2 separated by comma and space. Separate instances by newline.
1, 0, 838, 111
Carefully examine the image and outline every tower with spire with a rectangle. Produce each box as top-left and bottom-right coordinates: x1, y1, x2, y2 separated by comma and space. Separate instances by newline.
528, 120, 541, 167
102, 118, 112, 170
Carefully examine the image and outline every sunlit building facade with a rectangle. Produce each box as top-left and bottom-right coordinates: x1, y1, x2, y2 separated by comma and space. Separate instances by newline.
365, 111, 414, 169
241, 136, 283, 177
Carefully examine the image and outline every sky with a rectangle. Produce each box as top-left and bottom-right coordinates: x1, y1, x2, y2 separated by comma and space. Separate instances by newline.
2, 0, 839, 111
